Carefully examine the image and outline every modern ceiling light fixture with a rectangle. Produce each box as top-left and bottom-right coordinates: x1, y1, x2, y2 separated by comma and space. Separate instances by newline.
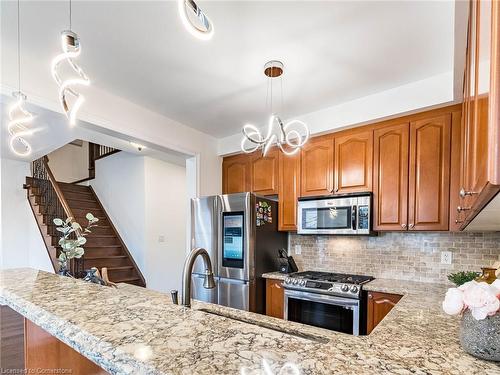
51, 0, 90, 126
241, 61, 310, 157
178, 0, 214, 41
8, 0, 33, 157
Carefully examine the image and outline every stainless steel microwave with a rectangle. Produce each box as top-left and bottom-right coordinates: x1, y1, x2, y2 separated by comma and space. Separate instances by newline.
297, 193, 372, 235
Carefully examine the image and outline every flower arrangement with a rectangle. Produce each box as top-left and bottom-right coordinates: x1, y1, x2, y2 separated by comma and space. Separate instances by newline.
442, 279, 500, 320
54, 213, 98, 274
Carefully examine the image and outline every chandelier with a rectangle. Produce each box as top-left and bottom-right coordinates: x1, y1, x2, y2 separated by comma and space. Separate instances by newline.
178, 0, 214, 41
241, 61, 309, 157
51, 0, 90, 126
8, 0, 33, 157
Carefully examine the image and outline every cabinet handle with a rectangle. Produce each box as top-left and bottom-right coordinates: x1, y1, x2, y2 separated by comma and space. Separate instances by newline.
401, 223, 407, 229
408, 223, 414, 229
457, 206, 471, 213
459, 188, 478, 199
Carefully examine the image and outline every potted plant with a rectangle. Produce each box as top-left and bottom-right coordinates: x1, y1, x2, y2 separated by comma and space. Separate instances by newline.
442, 279, 500, 361
54, 213, 98, 276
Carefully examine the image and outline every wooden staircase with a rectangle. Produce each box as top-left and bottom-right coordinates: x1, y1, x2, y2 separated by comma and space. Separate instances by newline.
25, 156, 145, 287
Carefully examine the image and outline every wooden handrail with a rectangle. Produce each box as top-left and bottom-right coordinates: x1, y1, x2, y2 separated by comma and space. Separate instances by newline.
42, 156, 82, 238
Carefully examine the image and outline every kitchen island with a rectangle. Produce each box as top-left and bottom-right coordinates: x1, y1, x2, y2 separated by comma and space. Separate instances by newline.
0, 268, 498, 374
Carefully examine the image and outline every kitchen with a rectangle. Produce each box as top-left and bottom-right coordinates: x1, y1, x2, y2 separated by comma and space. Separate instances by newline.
1, 0, 500, 374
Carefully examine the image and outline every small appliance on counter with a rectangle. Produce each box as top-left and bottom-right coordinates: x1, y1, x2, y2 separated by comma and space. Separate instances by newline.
297, 192, 374, 235
191, 193, 287, 314
282, 271, 374, 335
278, 248, 298, 274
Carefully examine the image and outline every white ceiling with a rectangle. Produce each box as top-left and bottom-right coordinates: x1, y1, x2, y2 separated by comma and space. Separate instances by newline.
1, 1, 455, 139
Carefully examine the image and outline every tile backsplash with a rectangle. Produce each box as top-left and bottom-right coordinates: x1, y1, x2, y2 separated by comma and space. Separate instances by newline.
290, 232, 500, 284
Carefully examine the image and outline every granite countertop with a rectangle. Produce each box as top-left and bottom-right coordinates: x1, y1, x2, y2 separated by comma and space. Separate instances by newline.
1, 268, 499, 375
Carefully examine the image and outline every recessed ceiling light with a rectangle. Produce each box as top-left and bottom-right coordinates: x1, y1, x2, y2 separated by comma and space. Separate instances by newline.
178, 0, 214, 41
130, 142, 145, 152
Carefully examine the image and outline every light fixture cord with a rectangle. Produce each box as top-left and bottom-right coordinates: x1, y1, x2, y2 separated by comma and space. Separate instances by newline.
17, 0, 21, 91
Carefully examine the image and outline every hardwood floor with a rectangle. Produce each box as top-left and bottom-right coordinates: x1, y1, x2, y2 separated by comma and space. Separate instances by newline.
0, 306, 24, 370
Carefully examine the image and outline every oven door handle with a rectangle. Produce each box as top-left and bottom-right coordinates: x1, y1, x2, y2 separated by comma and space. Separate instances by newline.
284, 289, 360, 308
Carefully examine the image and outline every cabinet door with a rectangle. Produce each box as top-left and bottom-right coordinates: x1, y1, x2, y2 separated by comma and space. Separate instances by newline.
251, 149, 279, 195
222, 155, 251, 194
366, 291, 402, 334
300, 137, 334, 197
278, 151, 300, 231
373, 123, 409, 231
408, 114, 451, 231
265, 279, 284, 319
334, 130, 373, 194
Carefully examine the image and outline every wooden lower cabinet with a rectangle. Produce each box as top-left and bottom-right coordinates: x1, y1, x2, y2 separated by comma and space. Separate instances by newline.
25, 319, 109, 374
265, 279, 285, 319
366, 291, 402, 334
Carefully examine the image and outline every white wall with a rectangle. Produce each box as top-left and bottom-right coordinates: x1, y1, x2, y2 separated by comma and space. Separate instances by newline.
91, 152, 188, 293
91, 152, 146, 271
218, 72, 456, 155
144, 157, 187, 292
0, 158, 53, 272
47, 141, 90, 183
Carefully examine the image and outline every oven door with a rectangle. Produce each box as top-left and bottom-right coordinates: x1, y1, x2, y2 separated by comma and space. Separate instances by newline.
284, 289, 360, 335
297, 197, 357, 235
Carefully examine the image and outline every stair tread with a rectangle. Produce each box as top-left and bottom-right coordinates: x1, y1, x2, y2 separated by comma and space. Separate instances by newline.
113, 276, 141, 282
85, 255, 128, 259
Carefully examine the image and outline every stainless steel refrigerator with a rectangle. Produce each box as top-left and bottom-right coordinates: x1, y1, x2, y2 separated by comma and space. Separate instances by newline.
190, 192, 287, 313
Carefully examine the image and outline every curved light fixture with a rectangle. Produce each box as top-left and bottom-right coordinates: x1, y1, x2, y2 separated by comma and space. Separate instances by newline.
51, 30, 90, 126
241, 114, 309, 157
178, 0, 214, 41
240, 61, 310, 157
8, 91, 33, 157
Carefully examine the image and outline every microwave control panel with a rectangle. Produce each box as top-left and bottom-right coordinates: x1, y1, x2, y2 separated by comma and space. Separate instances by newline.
358, 205, 369, 230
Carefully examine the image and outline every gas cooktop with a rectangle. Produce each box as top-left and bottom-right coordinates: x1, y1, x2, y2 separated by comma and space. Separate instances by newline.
283, 271, 374, 298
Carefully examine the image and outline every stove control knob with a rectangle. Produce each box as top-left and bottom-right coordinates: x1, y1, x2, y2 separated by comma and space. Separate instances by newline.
341, 284, 349, 292
350, 285, 359, 294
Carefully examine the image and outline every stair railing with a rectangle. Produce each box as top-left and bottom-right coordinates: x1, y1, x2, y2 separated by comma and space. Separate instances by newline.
31, 156, 84, 276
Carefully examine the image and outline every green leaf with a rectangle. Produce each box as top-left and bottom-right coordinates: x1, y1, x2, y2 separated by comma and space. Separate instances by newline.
53, 218, 64, 226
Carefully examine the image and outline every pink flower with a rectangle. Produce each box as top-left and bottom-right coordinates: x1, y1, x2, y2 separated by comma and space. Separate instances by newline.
462, 281, 500, 320
442, 288, 464, 315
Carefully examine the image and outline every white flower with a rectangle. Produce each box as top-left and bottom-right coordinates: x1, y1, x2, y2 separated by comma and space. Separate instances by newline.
443, 288, 464, 315
462, 281, 500, 320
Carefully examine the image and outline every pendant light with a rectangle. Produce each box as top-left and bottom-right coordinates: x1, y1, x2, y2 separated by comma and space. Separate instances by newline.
178, 0, 214, 41
241, 61, 309, 157
8, 0, 33, 157
51, 0, 90, 126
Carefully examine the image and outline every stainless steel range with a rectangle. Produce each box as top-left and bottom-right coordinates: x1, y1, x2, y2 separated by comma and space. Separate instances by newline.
283, 271, 374, 336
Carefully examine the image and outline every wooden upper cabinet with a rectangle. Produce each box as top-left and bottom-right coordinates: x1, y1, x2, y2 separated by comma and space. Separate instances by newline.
300, 137, 334, 197
334, 129, 373, 194
222, 155, 251, 194
367, 291, 402, 334
373, 123, 409, 231
278, 151, 300, 231
408, 114, 451, 231
251, 149, 279, 195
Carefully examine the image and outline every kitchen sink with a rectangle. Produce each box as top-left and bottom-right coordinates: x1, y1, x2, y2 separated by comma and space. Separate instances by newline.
197, 308, 329, 343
